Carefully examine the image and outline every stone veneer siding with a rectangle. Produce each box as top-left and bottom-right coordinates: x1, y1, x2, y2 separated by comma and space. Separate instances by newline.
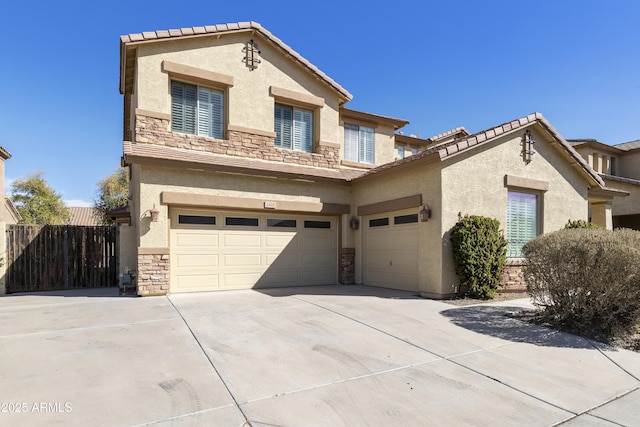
500, 259, 527, 292
137, 253, 170, 296
339, 249, 355, 285
135, 114, 340, 168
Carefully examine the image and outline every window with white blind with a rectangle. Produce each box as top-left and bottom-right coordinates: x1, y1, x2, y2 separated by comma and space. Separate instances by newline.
344, 124, 375, 164
274, 104, 313, 152
507, 191, 539, 257
171, 81, 224, 139
397, 145, 405, 159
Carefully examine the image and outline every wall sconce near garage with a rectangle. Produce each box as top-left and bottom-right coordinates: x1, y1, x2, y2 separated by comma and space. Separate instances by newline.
142, 204, 160, 222
419, 204, 432, 222
349, 216, 360, 230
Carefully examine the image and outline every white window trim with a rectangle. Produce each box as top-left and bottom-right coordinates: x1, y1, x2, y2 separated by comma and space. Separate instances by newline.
344, 123, 375, 164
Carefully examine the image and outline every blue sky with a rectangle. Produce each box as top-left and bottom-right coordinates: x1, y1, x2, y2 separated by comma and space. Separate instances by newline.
1, 1, 639, 206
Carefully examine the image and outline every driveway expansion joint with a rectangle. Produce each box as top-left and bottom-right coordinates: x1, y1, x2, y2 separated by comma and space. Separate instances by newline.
166, 295, 252, 426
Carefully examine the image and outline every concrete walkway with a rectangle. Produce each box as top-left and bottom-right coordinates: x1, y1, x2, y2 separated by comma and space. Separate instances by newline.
1, 285, 639, 426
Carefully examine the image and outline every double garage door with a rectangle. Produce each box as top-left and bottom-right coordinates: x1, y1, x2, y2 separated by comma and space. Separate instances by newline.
364, 209, 419, 292
170, 209, 337, 293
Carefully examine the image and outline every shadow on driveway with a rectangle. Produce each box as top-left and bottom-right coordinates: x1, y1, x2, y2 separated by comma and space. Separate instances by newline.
255, 284, 423, 300
440, 305, 606, 351
0, 287, 122, 298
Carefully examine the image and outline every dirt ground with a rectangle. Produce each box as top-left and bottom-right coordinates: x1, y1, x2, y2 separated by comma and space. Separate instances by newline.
440, 292, 640, 353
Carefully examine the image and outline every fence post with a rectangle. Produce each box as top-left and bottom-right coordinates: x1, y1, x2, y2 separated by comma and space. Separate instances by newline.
64, 226, 69, 289
0, 221, 6, 295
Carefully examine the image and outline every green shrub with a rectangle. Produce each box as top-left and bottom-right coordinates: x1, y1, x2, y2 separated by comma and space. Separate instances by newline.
450, 214, 507, 299
564, 219, 599, 229
523, 228, 640, 339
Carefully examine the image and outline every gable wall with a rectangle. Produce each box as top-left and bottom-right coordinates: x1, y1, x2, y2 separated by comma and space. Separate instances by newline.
439, 126, 589, 293
134, 32, 342, 146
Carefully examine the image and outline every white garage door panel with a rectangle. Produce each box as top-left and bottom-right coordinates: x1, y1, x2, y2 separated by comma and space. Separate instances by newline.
302, 252, 333, 268
223, 253, 262, 267
177, 233, 219, 247
177, 274, 220, 289
265, 234, 296, 247
224, 272, 262, 286
175, 254, 219, 268
364, 209, 419, 292
302, 234, 333, 250
267, 252, 300, 269
170, 210, 337, 292
224, 234, 261, 247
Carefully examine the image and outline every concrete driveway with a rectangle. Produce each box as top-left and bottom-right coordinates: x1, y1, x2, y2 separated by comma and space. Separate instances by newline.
1, 285, 639, 426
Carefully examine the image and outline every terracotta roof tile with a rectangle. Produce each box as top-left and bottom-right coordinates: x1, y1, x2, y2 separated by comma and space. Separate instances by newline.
67, 207, 100, 226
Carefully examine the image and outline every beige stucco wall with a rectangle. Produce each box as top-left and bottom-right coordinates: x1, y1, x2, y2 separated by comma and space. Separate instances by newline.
134, 33, 342, 147
118, 224, 137, 276
351, 161, 443, 295
137, 165, 352, 248
619, 150, 640, 180
439, 125, 590, 295
604, 178, 640, 216
0, 221, 6, 294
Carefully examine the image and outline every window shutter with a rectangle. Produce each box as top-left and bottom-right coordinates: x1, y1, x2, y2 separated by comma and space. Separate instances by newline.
344, 124, 359, 162
274, 104, 293, 149
183, 83, 197, 134
360, 126, 375, 164
171, 81, 196, 134
197, 88, 212, 137
197, 87, 224, 139
211, 89, 224, 139
171, 82, 185, 133
294, 108, 313, 152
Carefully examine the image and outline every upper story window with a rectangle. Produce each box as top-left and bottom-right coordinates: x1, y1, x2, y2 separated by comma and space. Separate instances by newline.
171, 81, 224, 139
397, 145, 405, 159
344, 124, 375, 164
274, 104, 313, 152
411, 147, 418, 156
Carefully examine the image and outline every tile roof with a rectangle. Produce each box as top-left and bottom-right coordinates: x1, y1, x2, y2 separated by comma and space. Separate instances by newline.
120, 22, 352, 102
340, 108, 409, 130
68, 207, 100, 226
613, 139, 640, 151
359, 113, 606, 189
123, 142, 365, 183
429, 126, 470, 143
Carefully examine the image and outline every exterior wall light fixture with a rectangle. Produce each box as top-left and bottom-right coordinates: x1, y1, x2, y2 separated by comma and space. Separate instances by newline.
349, 216, 360, 230
148, 204, 160, 222
419, 204, 432, 222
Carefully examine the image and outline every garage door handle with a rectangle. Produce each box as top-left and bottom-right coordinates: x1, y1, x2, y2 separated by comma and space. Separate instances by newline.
390, 260, 393, 266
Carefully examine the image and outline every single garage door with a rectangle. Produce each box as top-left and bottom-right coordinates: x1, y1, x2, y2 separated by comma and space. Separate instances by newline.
170, 209, 337, 293
364, 209, 419, 292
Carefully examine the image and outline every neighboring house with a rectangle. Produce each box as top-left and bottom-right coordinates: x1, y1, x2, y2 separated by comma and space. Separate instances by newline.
0, 146, 20, 224
118, 22, 624, 297
67, 207, 100, 226
569, 139, 640, 230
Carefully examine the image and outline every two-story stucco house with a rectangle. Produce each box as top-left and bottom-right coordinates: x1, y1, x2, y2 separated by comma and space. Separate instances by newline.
118, 22, 624, 297
569, 139, 640, 230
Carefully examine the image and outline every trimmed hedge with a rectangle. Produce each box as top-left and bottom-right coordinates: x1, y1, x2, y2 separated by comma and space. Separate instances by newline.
523, 228, 640, 339
450, 214, 507, 299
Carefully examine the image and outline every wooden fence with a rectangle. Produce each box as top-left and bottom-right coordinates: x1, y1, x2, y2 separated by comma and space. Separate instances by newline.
5, 225, 118, 293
